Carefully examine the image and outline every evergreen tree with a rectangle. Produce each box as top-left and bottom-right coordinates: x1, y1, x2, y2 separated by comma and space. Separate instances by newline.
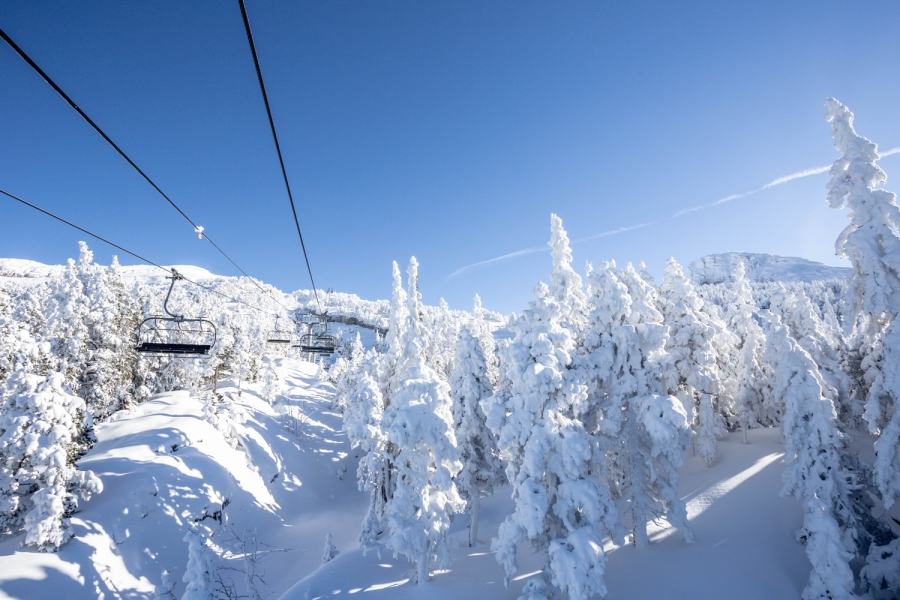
548, 214, 588, 339
381, 258, 464, 583
824, 98, 900, 508
658, 258, 726, 467
490, 282, 620, 600
449, 327, 502, 547
583, 261, 693, 549
727, 262, 769, 440
764, 314, 860, 600
0, 364, 101, 551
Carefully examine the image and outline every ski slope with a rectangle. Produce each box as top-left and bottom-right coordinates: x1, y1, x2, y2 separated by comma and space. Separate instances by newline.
0, 357, 819, 600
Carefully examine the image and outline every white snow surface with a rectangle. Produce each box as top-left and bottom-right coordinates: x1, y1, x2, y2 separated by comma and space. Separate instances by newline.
0, 359, 811, 600
689, 252, 850, 285
0, 359, 366, 599
0, 258, 218, 284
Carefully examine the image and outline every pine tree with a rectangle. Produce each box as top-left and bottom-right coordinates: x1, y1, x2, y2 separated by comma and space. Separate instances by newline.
378, 262, 409, 402
583, 261, 693, 549
728, 262, 769, 440
381, 258, 464, 583
658, 258, 726, 467
548, 214, 588, 339
0, 365, 102, 551
182, 528, 217, 600
449, 327, 502, 547
824, 98, 900, 508
764, 314, 860, 600
490, 281, 620, 600
321, 533, 340, 565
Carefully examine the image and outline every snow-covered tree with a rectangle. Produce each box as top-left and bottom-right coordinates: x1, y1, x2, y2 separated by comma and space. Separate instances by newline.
764, 313, 860, 600
771, 287, 852, 423
343, 352, 390, 549
489, 281, 620, 600
824, 98, 900, 509
727, 262, 769, 440
548, 214, 588, 339
378, 261, 409, 402
471, 294, 500, 388
449, 327, 502, 547
45, 257, 89, 393
182, 528, 217, 600
0, 363, 101, 551
152, 569, 177, 600
583, 261, 693, 549
658, 258, 726, 467
321, 532, 340, 565
381, 257, 464, 583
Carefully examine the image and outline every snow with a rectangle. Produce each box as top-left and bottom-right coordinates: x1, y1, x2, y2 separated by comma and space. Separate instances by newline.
689, 252, 850, 285
0, 354, 817, 600
0, 359, 368, 599
282, 428, 808, 600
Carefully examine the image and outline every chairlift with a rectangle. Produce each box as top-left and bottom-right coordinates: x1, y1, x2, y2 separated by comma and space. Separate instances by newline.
266, 316, 293, 345
291, 310, 336, 355
135, 270, 216, 358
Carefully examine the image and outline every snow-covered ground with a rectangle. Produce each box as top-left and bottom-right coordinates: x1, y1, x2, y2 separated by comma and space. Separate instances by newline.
0, 357, 832, 600
0, 359, 366, 600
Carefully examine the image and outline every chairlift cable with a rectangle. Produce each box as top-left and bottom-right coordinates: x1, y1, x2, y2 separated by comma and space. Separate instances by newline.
237, 0, 322, 314
0, 25, 293, 315
0, 187, 282, 318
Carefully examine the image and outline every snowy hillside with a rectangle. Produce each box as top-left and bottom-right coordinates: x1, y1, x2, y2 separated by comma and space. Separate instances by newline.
689, 252, 850, 285
0, 358, 814, 600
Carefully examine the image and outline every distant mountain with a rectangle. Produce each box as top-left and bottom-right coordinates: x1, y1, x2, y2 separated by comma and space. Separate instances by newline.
0, 258, 218, 283
688, 252, 850, 285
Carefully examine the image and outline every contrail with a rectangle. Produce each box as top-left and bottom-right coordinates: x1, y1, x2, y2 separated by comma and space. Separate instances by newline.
446, 146, 900, 281
446, 245, 547, 280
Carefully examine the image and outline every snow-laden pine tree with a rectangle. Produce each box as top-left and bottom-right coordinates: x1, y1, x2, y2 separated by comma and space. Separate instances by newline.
44, 256, 89, 394
658, 258, 727, 467
0, 357, 102, 551
378, 261, 409, 402
425, 298, 458, 381
77, 247, 141, 418
381, 258, 464, 583
261, 355, 279, 404
771, 287, 852, 423
764, 313, 860, 600
584, 261, 693, 549
182, 528, 217, 600
343, 351, 390, 549
824, 98, 900, 508
471, 294, 500, 388
489, 281, 620, 600
727, 261, 769, 440
449, 327, 502, 547
321, 533, 340, 564
548, 214, 588, 340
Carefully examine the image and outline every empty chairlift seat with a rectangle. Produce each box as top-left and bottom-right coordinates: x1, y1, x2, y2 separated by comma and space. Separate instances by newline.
135, 270, 217, 358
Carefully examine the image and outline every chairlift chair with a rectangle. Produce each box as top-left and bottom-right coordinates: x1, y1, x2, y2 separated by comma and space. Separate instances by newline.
135, 270, 216, 358
266, 316, 293, 345
292, 311, 336, 355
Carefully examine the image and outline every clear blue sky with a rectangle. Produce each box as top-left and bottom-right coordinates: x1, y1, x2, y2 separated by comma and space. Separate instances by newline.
2, 1, 899, 314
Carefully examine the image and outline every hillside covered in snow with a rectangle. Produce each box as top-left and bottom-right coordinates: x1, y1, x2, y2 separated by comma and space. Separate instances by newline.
689, 252, 851, 285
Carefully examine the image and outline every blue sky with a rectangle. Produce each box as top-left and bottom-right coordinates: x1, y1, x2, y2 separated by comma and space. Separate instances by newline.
2, 1, 899, 314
